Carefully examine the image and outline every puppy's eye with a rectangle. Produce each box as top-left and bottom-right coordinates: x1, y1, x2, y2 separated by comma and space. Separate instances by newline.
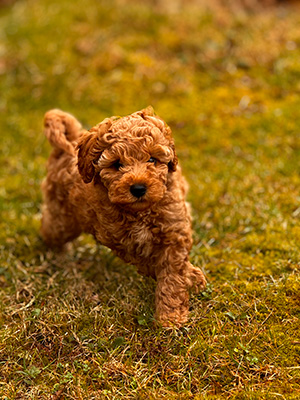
113, 161, 123, 170
148, 157, 157, 165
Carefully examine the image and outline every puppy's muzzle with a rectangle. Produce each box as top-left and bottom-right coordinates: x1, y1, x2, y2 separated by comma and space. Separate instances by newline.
130, 184, 147, 198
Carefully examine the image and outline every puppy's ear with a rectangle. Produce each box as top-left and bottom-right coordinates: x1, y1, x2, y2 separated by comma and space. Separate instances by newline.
139, 107, 179, 172
168, 142, 178, 172
77, 132, 99, 183
77, 120, 113, 183
140, 106, 155, 118
159, 122, 178, 172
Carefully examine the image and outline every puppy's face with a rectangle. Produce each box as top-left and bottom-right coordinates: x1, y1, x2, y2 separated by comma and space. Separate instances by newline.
77, 108, 178, 211
97, 137, 173, 211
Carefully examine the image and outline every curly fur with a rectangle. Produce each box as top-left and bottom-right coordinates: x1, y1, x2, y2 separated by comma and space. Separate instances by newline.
41, 107, 206, 327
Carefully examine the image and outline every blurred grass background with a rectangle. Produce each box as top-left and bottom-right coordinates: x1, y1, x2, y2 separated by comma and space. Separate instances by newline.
1, 0, 300, 399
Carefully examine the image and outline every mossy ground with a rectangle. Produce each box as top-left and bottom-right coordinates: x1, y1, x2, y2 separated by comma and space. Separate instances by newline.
1, 0, 300, 398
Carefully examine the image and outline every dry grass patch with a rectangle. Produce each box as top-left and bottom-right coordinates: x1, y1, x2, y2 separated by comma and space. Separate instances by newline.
1, 0, 300, 398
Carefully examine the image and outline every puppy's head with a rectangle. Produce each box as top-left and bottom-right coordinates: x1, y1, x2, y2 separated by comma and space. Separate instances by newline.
77, 107, 178, 211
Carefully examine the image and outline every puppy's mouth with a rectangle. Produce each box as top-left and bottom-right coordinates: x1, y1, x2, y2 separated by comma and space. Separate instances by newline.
112, 200, 148, 214
108, 181, 165, 211
108, 190, 149, 210
130, 197, 150, 210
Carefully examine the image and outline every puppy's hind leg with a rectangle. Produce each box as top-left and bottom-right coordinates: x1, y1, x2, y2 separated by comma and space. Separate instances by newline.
40, 202, 81, 250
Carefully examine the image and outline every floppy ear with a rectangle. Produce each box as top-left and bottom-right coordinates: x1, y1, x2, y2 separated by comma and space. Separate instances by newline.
77, 132, 100, 183
168, 142, 178, 172
139, 107, 178, 172
77, 120, 113, 183
159, 124, 178, 172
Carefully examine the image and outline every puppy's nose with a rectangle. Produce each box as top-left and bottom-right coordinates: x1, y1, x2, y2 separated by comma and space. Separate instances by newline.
130, 184, 147, 198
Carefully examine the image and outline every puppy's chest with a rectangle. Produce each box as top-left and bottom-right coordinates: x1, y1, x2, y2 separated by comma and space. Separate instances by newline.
98, 216, 161, 259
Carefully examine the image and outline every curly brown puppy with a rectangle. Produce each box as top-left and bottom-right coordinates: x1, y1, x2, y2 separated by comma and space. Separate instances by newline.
41, 107, 206, 327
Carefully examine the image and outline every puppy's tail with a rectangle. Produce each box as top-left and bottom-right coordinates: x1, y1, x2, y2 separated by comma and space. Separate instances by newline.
44, 109, 82, 155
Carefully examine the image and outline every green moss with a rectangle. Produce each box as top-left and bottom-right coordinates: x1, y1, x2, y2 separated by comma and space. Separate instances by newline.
1, 0, 300, 398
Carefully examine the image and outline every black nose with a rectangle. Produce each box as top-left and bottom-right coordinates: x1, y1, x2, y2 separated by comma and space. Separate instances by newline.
130, 184, 147, 198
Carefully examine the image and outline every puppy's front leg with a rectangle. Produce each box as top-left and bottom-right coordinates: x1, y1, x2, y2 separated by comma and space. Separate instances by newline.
154, 250, 206, 328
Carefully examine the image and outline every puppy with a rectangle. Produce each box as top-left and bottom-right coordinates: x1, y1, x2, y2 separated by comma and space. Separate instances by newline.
41, 107, 206, 327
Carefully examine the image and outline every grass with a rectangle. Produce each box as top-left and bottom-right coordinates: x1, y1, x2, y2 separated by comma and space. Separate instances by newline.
1, 0, 300, 398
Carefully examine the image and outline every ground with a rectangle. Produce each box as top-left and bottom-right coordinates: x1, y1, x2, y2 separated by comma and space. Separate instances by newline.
1, 0, 300, 399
